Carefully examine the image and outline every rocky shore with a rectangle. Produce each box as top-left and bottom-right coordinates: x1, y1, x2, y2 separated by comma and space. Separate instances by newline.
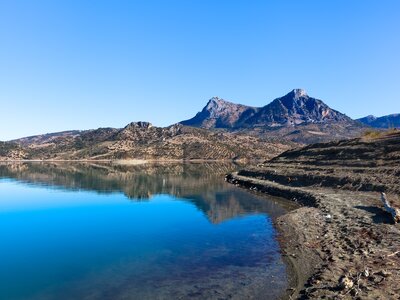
227, 131, 400, 299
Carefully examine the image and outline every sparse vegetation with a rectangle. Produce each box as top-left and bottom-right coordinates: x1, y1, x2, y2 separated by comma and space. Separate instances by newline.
0, 123, 293, 161
362, 128, 399, 140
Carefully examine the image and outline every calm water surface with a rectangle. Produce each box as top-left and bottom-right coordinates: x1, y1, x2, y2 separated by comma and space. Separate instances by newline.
0, 162, 293, 300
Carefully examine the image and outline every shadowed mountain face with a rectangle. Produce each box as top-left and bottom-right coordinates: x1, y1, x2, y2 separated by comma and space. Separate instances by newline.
358, 114, 400, 129
0, 162, 295, 223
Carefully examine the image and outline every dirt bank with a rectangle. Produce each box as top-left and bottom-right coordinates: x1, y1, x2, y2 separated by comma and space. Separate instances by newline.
227, 132, 400, 299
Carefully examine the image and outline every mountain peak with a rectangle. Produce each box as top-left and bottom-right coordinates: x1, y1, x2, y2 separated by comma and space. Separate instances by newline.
206, 96, 230, 107
181, 97, 256, 129
289, 88, 308, 99
209, 96, 222, 102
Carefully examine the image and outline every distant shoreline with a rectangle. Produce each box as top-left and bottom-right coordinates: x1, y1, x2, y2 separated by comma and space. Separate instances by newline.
0, 158, 257, 164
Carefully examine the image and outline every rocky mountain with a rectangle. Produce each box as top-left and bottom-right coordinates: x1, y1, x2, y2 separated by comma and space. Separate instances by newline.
1, 89, 382, 160
358, 114, 400, 129
181, 97, 257, 129
244, 89, 352, 127
181, 89, 365, 143
1, 122, 293, 161
182, 89, 354, 128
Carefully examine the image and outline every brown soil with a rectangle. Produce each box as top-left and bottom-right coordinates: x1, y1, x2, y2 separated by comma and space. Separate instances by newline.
226, 132, 400, 299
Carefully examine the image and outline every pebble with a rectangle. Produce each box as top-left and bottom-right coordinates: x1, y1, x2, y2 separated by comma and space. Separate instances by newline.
339, 276, 354, 290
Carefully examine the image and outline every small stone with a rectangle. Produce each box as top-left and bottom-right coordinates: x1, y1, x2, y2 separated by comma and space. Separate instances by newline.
339, 276, 354, 290
363, 269, 370, 277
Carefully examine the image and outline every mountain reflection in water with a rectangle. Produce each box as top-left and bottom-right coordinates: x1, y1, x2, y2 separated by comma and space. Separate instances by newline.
0, 162, 295, 224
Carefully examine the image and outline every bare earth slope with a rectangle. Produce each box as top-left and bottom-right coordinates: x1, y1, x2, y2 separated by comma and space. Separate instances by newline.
227, 131, 400, 299
0, 122, 292, 161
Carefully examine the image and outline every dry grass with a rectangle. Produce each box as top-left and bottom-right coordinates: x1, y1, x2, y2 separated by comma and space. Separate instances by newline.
362, 128, 400, 140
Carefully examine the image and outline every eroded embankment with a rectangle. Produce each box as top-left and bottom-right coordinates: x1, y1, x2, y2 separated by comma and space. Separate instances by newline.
227, 132, 400, 299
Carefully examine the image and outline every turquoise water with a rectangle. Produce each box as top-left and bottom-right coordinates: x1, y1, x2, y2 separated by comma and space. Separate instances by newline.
0, 163, 291, 300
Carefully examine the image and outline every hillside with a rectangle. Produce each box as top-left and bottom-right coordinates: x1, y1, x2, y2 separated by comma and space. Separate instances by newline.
0, 122, 293, 161
237, 130, 400, 194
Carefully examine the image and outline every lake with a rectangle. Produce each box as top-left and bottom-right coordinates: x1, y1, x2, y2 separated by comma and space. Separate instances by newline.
0, 162, 293, 300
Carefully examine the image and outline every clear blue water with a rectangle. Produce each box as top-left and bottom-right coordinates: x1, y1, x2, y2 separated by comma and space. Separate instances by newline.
0, 163, 291, 300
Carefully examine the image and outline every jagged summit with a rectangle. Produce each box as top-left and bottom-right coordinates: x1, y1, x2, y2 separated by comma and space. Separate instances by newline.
181, 97, 256, 129
248, 90, 352, 127
208, 96, 223, 103
289, 88, 308, 99
205, 97, 245, 109
205, 97, 231, 110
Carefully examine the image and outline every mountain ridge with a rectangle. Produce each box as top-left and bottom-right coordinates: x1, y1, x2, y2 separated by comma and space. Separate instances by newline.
181, 89, 366, 143
181, 89, 355, 129
358, 113, 400, 129
2, 89, 395, 160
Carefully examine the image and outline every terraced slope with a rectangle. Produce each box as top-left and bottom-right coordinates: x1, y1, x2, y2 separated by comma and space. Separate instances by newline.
240, 131, 400, 194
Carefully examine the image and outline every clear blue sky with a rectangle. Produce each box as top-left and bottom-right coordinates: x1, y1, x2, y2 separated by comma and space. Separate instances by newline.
1, 0, 399, 140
